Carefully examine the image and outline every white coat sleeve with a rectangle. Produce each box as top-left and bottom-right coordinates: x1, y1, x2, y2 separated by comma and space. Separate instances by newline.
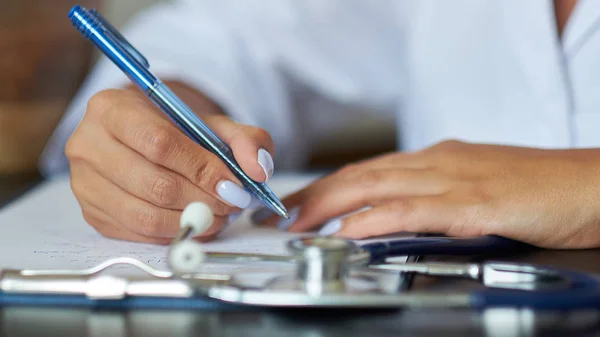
39, 0, 407, 177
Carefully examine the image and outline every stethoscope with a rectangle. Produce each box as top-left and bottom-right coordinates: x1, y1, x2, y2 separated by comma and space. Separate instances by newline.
167, 203, 532, 271
1, 202, 600, 311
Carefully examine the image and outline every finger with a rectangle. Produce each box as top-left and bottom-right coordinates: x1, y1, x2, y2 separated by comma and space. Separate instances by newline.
71, 162, 227, 239
81, 126, 238, 216
92, 90, 253, 210
349, 151, 431, 171
79, 201, 173, 245
114, 88, 276, 182
251, 161, 439, 228
73, 165, 180, 238
323, 196, 475, 240
205, 114, 276, 182
282, 168, 447, 232
81, 201, 226, 243
251, 170, 359, 227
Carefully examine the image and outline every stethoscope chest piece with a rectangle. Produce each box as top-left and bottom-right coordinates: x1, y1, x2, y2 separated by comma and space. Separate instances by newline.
286, 237, 357, 295
259, 237, 392, 298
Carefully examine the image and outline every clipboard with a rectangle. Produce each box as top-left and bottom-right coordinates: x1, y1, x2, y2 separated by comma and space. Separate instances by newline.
0, 175, 420, 311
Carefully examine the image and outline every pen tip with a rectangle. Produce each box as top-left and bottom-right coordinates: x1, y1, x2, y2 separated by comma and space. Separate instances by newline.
269, 198, 289, 219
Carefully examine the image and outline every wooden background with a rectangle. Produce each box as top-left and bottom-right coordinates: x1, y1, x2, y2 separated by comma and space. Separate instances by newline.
0, 0, 100, 174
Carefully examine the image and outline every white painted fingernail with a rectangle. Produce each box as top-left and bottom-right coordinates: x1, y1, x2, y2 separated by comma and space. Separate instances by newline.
276, 207, 300, 231
217, 180, 252, 209
319, 219, 343, 236
257, 148, 274, 180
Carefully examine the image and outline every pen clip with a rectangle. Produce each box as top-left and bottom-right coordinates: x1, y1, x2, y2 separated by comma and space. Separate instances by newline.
90, 9, 150, 69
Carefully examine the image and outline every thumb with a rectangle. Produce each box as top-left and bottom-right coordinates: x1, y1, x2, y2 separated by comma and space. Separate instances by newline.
205, 115, 275, 182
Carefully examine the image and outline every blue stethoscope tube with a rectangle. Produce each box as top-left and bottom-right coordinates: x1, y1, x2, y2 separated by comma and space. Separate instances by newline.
470, 267, 600, 310
363, 235, 532, 263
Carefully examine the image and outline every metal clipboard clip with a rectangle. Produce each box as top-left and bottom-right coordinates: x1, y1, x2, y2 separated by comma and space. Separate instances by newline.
0, 257, 229, 300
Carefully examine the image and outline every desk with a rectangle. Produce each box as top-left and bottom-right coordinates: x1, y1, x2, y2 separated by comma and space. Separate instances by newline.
1, 174, 600, 337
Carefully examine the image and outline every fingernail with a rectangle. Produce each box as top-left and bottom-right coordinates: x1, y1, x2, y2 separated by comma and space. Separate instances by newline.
276, 207, 300, 231
257, 148, 274, 180
319, 219, 343, 236
227, 212, 242, 225
217, 180, 252, 209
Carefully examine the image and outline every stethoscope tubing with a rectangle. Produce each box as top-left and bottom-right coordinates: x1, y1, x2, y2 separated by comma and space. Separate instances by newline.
362, 235, 533, 263
470, 267, 600, 310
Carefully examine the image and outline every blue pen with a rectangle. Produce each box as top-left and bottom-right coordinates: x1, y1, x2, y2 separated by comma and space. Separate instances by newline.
68, 5, 289, 219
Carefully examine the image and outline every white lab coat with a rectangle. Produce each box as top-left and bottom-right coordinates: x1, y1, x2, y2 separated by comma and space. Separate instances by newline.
40, 0, 600, 176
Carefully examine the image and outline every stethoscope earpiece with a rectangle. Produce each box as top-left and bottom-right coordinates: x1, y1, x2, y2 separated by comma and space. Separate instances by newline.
168, 202, 214, 274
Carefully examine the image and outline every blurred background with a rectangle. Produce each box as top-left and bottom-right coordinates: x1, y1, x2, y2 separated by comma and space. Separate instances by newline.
0, 0, 394, 176
0, 0, 163, 175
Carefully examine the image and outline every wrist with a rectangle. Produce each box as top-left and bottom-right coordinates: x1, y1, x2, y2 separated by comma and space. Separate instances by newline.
564, 149, 600, 247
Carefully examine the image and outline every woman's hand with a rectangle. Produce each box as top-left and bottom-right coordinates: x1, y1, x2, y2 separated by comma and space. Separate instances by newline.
254, 140, 600, 249
67, 84, 275, 244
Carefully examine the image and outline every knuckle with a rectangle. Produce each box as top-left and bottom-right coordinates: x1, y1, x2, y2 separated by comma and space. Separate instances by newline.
141, 125, 177, 163
357, 170, 386, 188
149, 173, 182, 207
87, 89, 119, 116
433, 139, 464, 152
424, 140, 465, 164
337, 163, 362, 178
190, 157, 216, 187
135, 207, 162, 237
443, 139, 463, 145
440, 139, 464, 147
391, 199, 417, 216
252, 127, 272, 143
65, 136, 81, 161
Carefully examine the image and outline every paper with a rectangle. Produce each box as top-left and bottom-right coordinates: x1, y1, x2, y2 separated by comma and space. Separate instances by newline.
0, 173, 410, 279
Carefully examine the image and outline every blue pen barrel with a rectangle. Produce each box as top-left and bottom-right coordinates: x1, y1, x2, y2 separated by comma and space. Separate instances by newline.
147, 84, 273, 189
363, 235, 533, 263
149, 83, 288, 216
148, 84, 235, 160
68, 5, 157, 93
